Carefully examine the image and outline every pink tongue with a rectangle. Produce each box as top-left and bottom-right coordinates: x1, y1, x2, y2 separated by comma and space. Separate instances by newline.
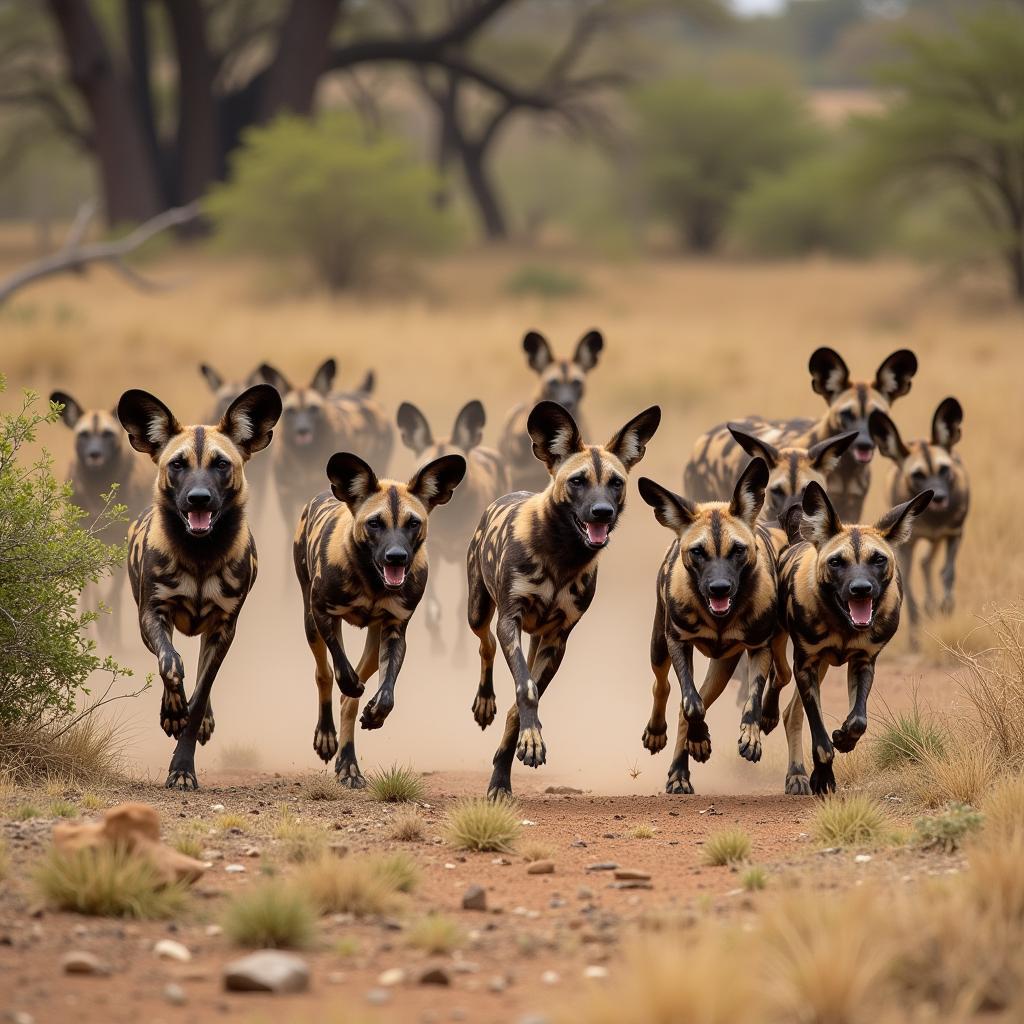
854, 448, 873, 463
295, 433, 313, 447
848, 597, 873, 625
709, 595, 731, 614
187, 510, 212, 532
383, 565, 406, 587
586, 522, 610, 545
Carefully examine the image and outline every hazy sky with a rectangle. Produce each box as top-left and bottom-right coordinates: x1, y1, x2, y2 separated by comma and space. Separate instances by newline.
730, 0, 787, 13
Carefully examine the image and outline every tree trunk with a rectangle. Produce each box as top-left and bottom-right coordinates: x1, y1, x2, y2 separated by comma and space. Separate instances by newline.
47, 0, 162, 224
686, 207, 719, 253
461, 143, 508, 241
1010, 240, 1024, 302
124, 0, 169, 204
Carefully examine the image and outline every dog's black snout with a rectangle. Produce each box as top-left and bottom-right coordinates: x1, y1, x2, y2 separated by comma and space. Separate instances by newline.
849, 579, 873, 597
854, 441, 873, 454
932, 490, 949, 507
708, 579, 732, 597
383, 546, 409, 566
590, 503, 615, 523
186, 488, 213, 508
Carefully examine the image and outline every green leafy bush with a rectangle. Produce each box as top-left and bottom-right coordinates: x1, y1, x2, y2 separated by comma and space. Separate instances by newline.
207, 112, 455, 290
504, 264, 587, 298
915, 803, 983, 853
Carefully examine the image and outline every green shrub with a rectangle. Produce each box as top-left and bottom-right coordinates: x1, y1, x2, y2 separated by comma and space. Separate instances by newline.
444, 797, 521, 853
915, 803, 984, 852
504, 264, 586, 299
871, 705, 947, 772
702, 829, 752, 866
367, 764, 425, 803
207, 112, 454, 291
223, 879, 316, 948
813, 794, 892, 847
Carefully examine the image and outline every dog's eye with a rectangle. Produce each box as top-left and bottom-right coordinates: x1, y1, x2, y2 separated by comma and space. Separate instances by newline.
827, 554, 845, 568
214, 456, 231, 471
406, 517, 421, 532
169, 457, 186, 471
609, 477, 624, 491
770, 484, 786, 497
910, 468, 926, 481
366, 516, 384, 532
869, 551, 888, 566
568, 474, 586, 488
689, 546, 706, 562
730, 543, 748, 559
839, 410, 855, 426
938, 464, 951, 477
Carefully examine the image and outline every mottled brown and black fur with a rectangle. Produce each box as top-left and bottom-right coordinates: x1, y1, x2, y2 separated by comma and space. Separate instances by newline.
397, 400, 509, 653
118, 384, 282, 790
684, 348, 918, 522
258, 358, 392, 527
766, 481, 932, 795
294, 451, 466, 787
498, 330, 604, 493
637, 460, 801, 794
870, 398, 969, 631
468, 400, 661, 798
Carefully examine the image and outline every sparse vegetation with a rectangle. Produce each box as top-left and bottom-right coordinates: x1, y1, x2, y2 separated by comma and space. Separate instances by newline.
48, 799, 76, 818
387, 805, 425, 842
915, 803, 984, 852
520, 840, 556, 863
701, 829, 752, 866
217, 743, 263, 772
812, 794, 892, 847
871, 703, 947, 772
630, 824, 656, 840
504, 264, 586, 299
373, 851, 419, 894
36, 846, 188, 919
222, 879, 316, 949
910, 737, 998, 809
13, 803, 40, 820
300, 773, 342, 802
982, 775, 1024, 840
172, 833, 204, 860
407, 913, 464, 954
214, 812, 247, 832
444, 797, 522, 853
741, 866, 768, 892
80, 791, 105, 811
367, 764, 426, 804
298, 854, 404, 918
273, 810, 325, 864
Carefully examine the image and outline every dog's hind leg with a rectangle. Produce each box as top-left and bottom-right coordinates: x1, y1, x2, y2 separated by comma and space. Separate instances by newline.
782, 692, 809, 794
468, 556, 498, 730
642, 593, 671, 755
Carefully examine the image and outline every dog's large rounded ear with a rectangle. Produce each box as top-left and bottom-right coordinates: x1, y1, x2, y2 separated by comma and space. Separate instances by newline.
729, 456, 768, 526
396, 402, 433, 455
807, 430, 858, 474
728, 424, 780, 468
638, 477, 696, 533
931, 397, 963, 450
452, 400, 485, 452
50, 390, 83, 429
199, 364, 224, 393
573, 329, 604, 372
528, 401, 583, 473
808, 347, 850, 402
409, 453, 466, 510
875, 489, 933, 547
874, 349, 918, 403
523, 330, 554, 373
310, 358, 336, 395
256, 362, 292, 396
868, 410, 908, 463
117, 390, 182, 460
327, 452, 379, 512
800, 481, 843, 548
357, 369, 375, 395
219, 383, 282, 457
605, 405, 661, 471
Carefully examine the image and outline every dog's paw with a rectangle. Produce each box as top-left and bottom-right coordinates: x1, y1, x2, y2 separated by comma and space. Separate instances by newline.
516, 726, 546, 768
785, 771, 812, 796
809, 763, 836, 796
360, 691, 394, 731
737, 722, 762, 763
686, 720, 712, 763
159, 684, 189, 739
642, 720, 668, 754
313, 726, 339, 762
831, 717, 866, 754
665, 769, 695, 795
472, 692, 497, 730
197, 706, 215, 746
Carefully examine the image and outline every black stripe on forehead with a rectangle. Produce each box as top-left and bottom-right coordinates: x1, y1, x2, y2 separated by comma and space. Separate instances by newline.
91, 413, 100, 433
388, 485, 400, 523
194, 426, 205, 461
560, 360, 571, 380
787, 452, 799, 493
920, 443, 934, 475
851, 527, 861, 560
856, 383, 868, 416
590, 447, 602, 480
710, 509, 723, 554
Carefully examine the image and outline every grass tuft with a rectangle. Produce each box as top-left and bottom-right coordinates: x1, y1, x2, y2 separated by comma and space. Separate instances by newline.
915, 803, 984, 852
300, 773, 342, 802
444, 797, 521, 853
80, 791, 106, 811
36, 846, 188, 919
373, 851, 419, 894
701, 829, 752, 866
812, 794, 892, 847
214, 812, 248, 832
172, 834, 204, 860
871, 703, 946, 771
48, 800, 77, 818
0, 716, 123, 786
222, 879, 316, 949
631, 824, 656, 840
217, 743, 263, 772
14, 804, 41, 820
367, 764, 426, 804
982, 774, 1024, 839
298, 854, 404, 917
741, 865, 768, 891
273, 810, 325, 863
909, 737, 998, 808
407, 913, 464, 954
387, 805, 425, 841
520, 840, 556, 862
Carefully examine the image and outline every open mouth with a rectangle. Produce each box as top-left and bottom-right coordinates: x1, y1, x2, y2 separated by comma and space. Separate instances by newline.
847, 596, 873, 628
184, 509, 215, 536
576, 518, 611, 549
708, 595, 732, 617
294, 432, 313, 447
86, 454, 105, 467
380, 564, 407, 588
853, 448, 873, 464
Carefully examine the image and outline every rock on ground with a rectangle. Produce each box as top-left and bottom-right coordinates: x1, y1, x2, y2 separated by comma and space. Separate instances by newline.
223, 951, 310, 994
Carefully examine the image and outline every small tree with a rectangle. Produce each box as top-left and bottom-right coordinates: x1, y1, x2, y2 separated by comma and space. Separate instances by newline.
206, 113, 455, 291
0, 377, 128, 729
633, 77, 819, 252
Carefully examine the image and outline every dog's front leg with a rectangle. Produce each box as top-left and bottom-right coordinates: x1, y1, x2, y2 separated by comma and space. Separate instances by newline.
940, 534, 961, 616
496, 614, 546, 769
311, 600, 362, 699
165, 620, 236, 790
832, 657, 874, 753
140, 606, 188, 738
667, 636, 710, 762
794, 653, 834, 795
759, 630, 792, 735
738, 646, 772, 763
360, 618, 408, 730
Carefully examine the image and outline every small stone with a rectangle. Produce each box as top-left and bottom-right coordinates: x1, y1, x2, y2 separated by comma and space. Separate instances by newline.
242, 846, 260, 858
10, 1013, 35, 1024
378, 967, 407, 987
586, 862, 618, 872
488, 975, 507, 993
452, 960, 479, 975
577, 887, 594, 900
549, 897, 566, 909
61, 951, 106, 976
419, 966, 451, 987
611, 880, 653, 890
444, 862, 457, 870
154, 939, 192, 962
224, 863, 246, 873
541, 970, 560, 985
527, 860, 554, 875
210, 803, 226, 813
521, 819, 537, 826
583, 965, 609, 980
366, 988, 391, 1006
201, 849, 224, 861
854, 854, 873, 864
613, 868, 651, 881
491, 857, 511, 866
544, 786, 582, 795
164, 983, 187, 1006
462, 885, 487, 912
205, 924, 223, 938
223, 951, 310, 993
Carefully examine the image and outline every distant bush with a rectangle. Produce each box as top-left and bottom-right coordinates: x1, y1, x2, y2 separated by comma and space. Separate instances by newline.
207, 112, 455, 291
504, 264, 587, 298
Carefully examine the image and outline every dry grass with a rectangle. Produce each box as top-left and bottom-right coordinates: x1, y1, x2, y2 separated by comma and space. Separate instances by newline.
36, 846, 189, 919
630, 824, 656, 840
217, 743, 263, 771
367, 764, 426, 804
273, 810, 326, 863
871, 701, 947, 773
48, 800, 77, 819
908, 736, 999, 808
298, 854, 405, 918
520, 840, 556, 862
13, 804, 41, 820
80, 791, 106, 811
444, 797, 522, 853
0, 716, 123, 786
387, 805, 426, 841
172, 833, 204, 860
214, 812, 248, 832
701, 829, 752, 866
300, 773, 342, 802
982, 774, 1024, 840
406, 914, 464, 954
741, 866, 768, 892
222, 879, 316, 949
372, 851, 420, 894
812, 794, 893, 847
0, 840, 8, 882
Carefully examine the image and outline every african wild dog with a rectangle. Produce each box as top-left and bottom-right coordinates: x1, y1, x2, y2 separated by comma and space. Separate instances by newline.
637, 459, 802, 794
684, 348, 918, 523
498, 330, 604, 493
870, 398, 968, 631
50, 390, 153, 640
117, 384, 282, 789
764, 481, 932, 795
396, 400, 509, 653
469, 400, 661, 798
199, 363, 266, 421
294, 451, 466, 787
258, 358, 393, 527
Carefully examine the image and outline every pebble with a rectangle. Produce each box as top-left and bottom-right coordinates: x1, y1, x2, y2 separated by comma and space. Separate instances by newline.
491, 857, 511, 866
854, 854, 873, 864
242, 846, 260, 858
444, 862, 457, 870
210, 803, 226, 813
61, 951, 107, 976
549, 897, 566, 909
527, 860, 554, 875
488, 976, 507, 993
462, 884, 487, 911
378, 967, 407, 987
586, 862, 618, 872
224, 863, 246, 873
205, 924, 223, 938
613, 868, 651, 881
577, 887, 594, 900
419, 966, 451, 987
10, 1013, 34, 1024
154, 939, 192, 962
164, 983, 187, 1006
202, 849, 224, 861
583, 965, 609, 980
452, 960, 479, 975
366, 988, 391, 1006
223, 951, 310, 993
611, 880, 652, 890
540, 970, 560, 986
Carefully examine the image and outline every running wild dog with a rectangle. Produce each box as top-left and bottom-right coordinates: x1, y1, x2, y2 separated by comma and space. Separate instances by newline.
294, 451, 466, 788
469, 400, 661, 799
765, 481, 933, 795
870, 398, 968, 629
637, 459, 799, 795
684, 348, 918, 523
498, 329, 604, 493
117, 384, 282, 789
396, 400, 509, 652
258, 358, 393, 527
50, 390, 152, 640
